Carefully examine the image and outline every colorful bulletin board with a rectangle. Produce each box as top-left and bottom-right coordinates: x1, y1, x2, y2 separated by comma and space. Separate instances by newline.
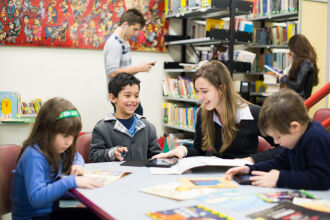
0, 0, 168, 52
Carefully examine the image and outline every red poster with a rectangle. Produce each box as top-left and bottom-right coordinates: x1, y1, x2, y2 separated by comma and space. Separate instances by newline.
0, 0, 168, 52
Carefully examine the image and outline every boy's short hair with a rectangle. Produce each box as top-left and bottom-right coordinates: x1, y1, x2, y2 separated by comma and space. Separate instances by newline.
108, 72, 140, 97
259, 89, 310, 136
119, 8, 146, 27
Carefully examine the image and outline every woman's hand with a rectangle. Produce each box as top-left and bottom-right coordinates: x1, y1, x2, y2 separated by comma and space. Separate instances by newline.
70, 165, 84, 176
250, 169, 280, 187
152, 145, 187, 159
224, 166, 250, 180
278, 73, 284, 81
115, 146, 128, 161
75, 176, 104, 189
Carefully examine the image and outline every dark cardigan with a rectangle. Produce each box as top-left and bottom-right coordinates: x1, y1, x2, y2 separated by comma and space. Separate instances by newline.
186, 104, 281, 163
280, 59, 315, 100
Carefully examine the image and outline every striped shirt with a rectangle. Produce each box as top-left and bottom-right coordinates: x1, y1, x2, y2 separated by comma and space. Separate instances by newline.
103, 34, 132, 86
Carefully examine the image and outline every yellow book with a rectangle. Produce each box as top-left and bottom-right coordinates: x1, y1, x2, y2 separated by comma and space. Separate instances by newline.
206, 18, 225, 32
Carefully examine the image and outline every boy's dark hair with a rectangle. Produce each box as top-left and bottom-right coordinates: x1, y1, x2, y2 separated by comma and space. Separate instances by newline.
258, 89, 310, 136
21, 97, 82, 176
119, 8, 146, 27
108, 72, 141, 97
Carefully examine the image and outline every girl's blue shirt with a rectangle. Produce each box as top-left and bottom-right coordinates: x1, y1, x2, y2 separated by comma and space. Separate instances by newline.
11, 144, 84, 220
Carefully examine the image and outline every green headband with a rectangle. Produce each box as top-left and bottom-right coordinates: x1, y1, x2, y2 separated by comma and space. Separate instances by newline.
57, 110, 80, 120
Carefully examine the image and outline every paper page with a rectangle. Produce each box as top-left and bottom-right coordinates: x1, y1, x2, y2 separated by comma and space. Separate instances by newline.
150, 156, 252, 175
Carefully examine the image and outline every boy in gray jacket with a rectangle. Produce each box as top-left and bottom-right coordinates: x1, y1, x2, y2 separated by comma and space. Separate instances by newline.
89, 73, 161, 162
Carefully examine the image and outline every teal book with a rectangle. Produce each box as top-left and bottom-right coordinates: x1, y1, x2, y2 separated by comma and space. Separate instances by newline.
0, 91, 20, 119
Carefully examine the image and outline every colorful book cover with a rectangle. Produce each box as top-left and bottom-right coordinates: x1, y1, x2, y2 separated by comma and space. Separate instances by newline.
196, 189, 268, 211
179, 177, 238, 188
256, 190, 316, 203
0, 91, 20, 119
139, 181, 217, 201
248, 202, 330, 220
146, 205, 234, 220
83, 170, 131, 186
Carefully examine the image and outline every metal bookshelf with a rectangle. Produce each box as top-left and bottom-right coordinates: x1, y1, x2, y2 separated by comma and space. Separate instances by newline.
163, 96, 201, 104
164, 69, 196, 73
247, 11, 298, 22
162, 123, 195, 133
246, 44, 288, 49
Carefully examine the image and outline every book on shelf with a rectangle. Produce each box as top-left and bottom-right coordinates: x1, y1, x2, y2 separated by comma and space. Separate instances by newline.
163, 102, 198, 129
293, 198, 330, 213
251, 0, 298, 17
139, 181, 217, 201
146, 205, 234, 220
196, 189, 268, 211
83, 170, 131, 186
0, 91, 20, 119
150, 156, 252, 175
179, 177, 237, 188
248, 202, 330, 220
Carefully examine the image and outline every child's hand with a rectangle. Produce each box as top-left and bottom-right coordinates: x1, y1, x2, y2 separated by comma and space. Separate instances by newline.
224, 166, 250, 180
70, 165, 84, 176
75, 176, 104, 189
136, 62, 155, 72
115, 146, 128, 161
152, 145, 187, 159
250, 169, 280, 187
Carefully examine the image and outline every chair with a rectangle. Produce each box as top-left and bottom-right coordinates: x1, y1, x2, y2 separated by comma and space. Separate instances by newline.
0, 144, 21, 215
76, 132, 92, 163
313, 108, 330, 124
257, 136, 274, 152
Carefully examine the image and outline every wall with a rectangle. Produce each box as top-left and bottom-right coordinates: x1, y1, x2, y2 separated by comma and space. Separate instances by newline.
0, 46, 172, 145
301, 0, 329, 116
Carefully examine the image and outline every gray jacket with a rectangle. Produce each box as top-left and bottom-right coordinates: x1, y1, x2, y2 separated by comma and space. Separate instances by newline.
89, 113, 161, 163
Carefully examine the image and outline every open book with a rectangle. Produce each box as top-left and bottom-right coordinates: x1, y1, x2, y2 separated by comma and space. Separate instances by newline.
264, 64, 281, 75
83, 170, 131, 186
150, 156, 252, 175
139, 181, 217, 201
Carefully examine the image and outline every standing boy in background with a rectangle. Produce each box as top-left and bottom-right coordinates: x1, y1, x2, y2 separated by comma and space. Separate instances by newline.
103, 8, 155, 115
89, 73, 161, 163
225, 89, 330, 190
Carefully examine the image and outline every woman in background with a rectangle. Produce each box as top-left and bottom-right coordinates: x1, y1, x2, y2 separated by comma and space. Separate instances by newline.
278, 34, 319, 99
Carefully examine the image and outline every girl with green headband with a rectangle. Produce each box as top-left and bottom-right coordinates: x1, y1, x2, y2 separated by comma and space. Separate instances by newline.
11, 97, 103, 219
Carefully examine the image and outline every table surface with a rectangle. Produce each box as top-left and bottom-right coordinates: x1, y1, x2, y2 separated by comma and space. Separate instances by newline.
72, 161, 330, 220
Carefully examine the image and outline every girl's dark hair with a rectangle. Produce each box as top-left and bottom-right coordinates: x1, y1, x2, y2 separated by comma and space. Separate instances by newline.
288, 34, 319, 86
108, 72, 140, 97
119, 8, 146, 27
258, 89, 310, 136
20, 97, 82, 176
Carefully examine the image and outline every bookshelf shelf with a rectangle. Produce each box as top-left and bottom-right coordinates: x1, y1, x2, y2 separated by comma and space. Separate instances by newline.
247, 11, 298, 22
165, 37, 250, 46
163, 123, 195, 133
163, 96, 201, 104
164, 69, 196, 73
246, 44, 288, 49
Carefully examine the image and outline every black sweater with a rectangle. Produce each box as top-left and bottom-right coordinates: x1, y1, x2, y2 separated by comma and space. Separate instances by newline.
187, 104, 281, 163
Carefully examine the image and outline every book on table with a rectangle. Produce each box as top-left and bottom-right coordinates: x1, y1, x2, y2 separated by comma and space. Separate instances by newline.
139, 181, 217, 201
248, 202, 330, 220
149, 156, 252, 175
83, 170, 131, 186
146, 204, 234, 220
179, 177, 238, 188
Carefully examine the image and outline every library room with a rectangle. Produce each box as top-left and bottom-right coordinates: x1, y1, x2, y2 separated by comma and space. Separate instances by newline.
1, 0, 330, 219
